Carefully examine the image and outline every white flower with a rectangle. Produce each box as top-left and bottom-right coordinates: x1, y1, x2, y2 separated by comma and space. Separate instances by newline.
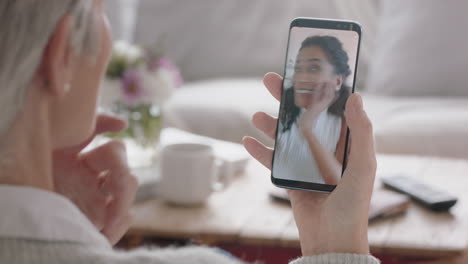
142, 68, 177, 105
113, 40, 143, 63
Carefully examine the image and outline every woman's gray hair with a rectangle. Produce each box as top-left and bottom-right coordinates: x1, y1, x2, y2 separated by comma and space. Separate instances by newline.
0, 0, 97, 137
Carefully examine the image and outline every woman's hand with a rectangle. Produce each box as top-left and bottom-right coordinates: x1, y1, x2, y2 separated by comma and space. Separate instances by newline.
298, 82, 337, 135
243, 73, 377, 256
52, 114, 138, 245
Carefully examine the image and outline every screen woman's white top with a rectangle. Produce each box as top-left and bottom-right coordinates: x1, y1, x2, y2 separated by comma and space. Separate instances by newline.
274, 110, 342, 184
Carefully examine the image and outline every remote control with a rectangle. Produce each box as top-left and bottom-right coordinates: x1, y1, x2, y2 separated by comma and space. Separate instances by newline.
382, 175, 458, 211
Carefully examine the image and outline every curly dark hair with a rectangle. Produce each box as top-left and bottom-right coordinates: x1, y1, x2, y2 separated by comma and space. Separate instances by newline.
280, 35, 352, 132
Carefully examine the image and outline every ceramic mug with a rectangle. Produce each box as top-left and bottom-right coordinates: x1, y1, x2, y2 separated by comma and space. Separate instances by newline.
157, 143, 222, 205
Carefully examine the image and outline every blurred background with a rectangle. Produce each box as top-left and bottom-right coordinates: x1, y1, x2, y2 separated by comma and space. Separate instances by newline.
105, 0, 468, 162
105, 2, 468, 263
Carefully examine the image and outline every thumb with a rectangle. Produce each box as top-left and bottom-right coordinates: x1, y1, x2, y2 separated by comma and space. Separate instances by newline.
340, 94, 377, 191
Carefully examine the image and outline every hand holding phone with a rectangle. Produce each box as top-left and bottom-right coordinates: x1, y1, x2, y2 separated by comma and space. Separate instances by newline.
272, 18, 362, 192
243, 72, 377, 256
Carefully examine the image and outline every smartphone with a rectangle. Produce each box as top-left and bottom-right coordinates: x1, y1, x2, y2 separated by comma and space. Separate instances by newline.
271, 18, 362, 192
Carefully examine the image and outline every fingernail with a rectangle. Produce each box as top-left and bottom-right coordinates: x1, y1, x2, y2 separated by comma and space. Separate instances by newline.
355, 94, 363, 111
105, 195, 114, 206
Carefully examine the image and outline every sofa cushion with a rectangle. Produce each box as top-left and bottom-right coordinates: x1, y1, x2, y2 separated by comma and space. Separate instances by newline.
162, 79, 279, 146
365, 95, 468, 159
164, 79, 468, 159
134, 0, 377, 83
365, 0, 468, 96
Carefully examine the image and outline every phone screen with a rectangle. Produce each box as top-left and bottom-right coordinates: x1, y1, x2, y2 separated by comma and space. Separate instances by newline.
272, 18, 361, 192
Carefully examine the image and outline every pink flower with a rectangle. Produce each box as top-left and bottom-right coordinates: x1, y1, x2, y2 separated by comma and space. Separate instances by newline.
121, 69, 145, 106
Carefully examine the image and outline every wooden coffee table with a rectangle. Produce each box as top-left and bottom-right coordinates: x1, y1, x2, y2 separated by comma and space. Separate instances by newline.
128, 155, 468, 262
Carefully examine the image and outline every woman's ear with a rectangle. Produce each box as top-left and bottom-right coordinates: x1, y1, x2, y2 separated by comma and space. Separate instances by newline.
335, 75, 344, 91
37, 15, 74, 98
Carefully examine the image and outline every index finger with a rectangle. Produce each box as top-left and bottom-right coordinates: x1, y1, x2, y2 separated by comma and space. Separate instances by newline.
94, 114, 128, 136
55, 114, 127, 155
80, 140, 130, 174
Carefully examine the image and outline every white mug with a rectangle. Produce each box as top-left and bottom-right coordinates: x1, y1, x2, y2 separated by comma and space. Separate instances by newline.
157, 143, 222, 206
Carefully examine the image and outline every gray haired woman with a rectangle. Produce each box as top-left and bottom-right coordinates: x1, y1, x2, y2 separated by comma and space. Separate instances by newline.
0, 1, 379, 263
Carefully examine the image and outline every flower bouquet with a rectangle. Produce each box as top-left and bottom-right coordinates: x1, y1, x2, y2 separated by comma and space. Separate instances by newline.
100, 41, 182, 151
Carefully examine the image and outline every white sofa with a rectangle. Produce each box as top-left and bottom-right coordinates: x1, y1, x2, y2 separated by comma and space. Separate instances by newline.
109, 0, 468, 159
163, 79, 468, 159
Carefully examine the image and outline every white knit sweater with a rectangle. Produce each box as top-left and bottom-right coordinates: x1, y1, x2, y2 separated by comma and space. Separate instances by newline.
0, 240, 380, 264
0, 186, 380, 264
